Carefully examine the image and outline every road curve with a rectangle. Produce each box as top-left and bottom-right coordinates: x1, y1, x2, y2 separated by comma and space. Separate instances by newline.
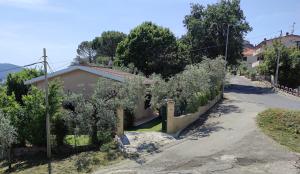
95, 76, 300, 174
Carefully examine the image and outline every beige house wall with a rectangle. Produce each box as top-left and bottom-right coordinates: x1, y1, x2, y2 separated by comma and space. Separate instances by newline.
32, 69, 152, 121
34, 69, 100, 97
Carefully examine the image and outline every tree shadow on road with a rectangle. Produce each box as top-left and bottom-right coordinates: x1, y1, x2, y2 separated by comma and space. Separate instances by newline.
226, 84, 274, 95
178, 99, 242, 139
182, 122, 225, 140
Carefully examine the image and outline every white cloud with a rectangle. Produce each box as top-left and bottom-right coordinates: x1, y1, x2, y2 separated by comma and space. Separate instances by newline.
0, 0, 46, 7
0, 0, 66, 12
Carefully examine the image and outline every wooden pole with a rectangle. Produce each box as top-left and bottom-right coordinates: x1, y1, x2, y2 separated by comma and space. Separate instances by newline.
43, 48, 51, 159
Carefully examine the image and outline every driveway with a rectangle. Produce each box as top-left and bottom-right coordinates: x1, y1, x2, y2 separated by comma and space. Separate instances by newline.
95, 76, 300, 174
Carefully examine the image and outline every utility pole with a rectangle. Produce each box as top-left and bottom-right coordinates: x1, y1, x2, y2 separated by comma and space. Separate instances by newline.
275, 30, 282, 85
43, 48, 51, 159
225, 24, 230, 63
291, 22, 295, 35
222, 24, 230, 97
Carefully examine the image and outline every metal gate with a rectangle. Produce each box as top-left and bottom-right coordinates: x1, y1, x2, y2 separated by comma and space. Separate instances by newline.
159, 104, 167, 132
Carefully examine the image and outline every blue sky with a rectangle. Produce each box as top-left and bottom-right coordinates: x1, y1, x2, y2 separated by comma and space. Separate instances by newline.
0, 0, 299, 70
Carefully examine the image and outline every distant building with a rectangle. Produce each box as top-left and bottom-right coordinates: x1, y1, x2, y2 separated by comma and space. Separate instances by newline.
243, 33, 300, 68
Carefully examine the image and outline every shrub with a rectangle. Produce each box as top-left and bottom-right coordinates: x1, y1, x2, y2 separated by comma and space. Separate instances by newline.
100, 141, 117, 152
75, 154, 92, 172
168, 57, 225, 114
97, 131, 113, 145
186, 92, 209, 113
64, 78, 119, 146
0, 110, 17, 161
249, 70, 257, 80
22, 87, 46, 146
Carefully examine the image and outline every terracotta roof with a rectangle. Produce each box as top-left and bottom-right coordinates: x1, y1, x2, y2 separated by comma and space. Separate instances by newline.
87, 65, 136, 78
242, 48, 255, 57
256, 34, 300, 48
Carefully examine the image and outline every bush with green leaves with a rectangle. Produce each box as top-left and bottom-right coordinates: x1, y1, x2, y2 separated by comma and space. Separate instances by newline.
22, 87, 46, 146
259, 42, 300, 88
6, 69, 43, 105
64, 78, 120, 145
167, 57, 225, 114
0, 110, 17, 163
0, 87, 25, 145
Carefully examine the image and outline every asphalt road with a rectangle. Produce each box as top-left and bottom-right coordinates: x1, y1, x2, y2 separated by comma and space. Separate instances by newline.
96, 76, 300, 174
227, 76, 300, 109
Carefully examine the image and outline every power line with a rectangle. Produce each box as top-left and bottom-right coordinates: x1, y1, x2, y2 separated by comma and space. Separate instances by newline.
46, 62, 55, 74
55, 63, 70, 70
0, 61, 44, 73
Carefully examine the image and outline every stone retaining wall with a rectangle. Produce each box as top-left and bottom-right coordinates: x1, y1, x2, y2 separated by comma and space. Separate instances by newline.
166, 94, 221, 134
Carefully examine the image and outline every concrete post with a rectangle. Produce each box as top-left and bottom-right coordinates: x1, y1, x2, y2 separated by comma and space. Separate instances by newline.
116, 107, 124, 136
166, 99, 175, 134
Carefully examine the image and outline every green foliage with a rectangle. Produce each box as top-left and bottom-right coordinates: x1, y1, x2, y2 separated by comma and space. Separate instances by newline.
99, 141, 118, 152
75, 41, 96, 64
0, 110, 17, 157
75, 154, 93, 172
116, 21, 187, 78
64, 78, 120, 145
238, 61, 248, 75
6, 69, 43, 104
92, 31, 126, 60
183, 0, 251, 65
22, 87, 46, 146
64, 135, 91, 146
249, 69, 257, 80
97, 131, 113, 145
168, 57, 225, 114
95, 56, 110, 66
12, 80, 65, 146
260, 42, 300, 88
186, 92, 210, 113
48, 81, 67, 146
257, 108, 300, 152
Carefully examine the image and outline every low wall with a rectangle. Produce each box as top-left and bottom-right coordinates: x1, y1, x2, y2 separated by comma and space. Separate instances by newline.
166, 94, 221, 134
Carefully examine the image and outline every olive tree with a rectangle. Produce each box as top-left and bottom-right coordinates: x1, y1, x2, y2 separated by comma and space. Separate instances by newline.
0, 110, 17, 170
167, 57, 225, 114
63, 78, 121, 145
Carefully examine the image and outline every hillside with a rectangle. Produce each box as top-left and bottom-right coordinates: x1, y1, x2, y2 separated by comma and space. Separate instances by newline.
0, 63, 23, 83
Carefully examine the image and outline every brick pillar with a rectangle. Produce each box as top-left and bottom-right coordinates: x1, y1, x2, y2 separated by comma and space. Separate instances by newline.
116, 107, 124, 136
167, 99, 175, 134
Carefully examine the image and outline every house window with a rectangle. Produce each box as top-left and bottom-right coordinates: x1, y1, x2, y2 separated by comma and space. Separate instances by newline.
243, 57, 247, 61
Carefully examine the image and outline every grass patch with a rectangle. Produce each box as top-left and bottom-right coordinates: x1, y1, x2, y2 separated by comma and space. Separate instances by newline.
257, 108, 300, 153
127, 118, 162, 132
64, 135, 91, 146
0, 142, 123, 174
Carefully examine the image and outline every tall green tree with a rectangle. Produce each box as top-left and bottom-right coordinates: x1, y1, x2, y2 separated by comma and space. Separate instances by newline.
116, 22, 188, 78
6, 69, 43, 105
183, 0, 251, 65
21, 81, 64, 146
76, 41, 96, 64
92, 31, 126, 61
259, 42, 300, 88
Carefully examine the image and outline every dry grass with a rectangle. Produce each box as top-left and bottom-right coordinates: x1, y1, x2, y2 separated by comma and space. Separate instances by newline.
0, 142, 124, 174
257, 108, 300, 153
